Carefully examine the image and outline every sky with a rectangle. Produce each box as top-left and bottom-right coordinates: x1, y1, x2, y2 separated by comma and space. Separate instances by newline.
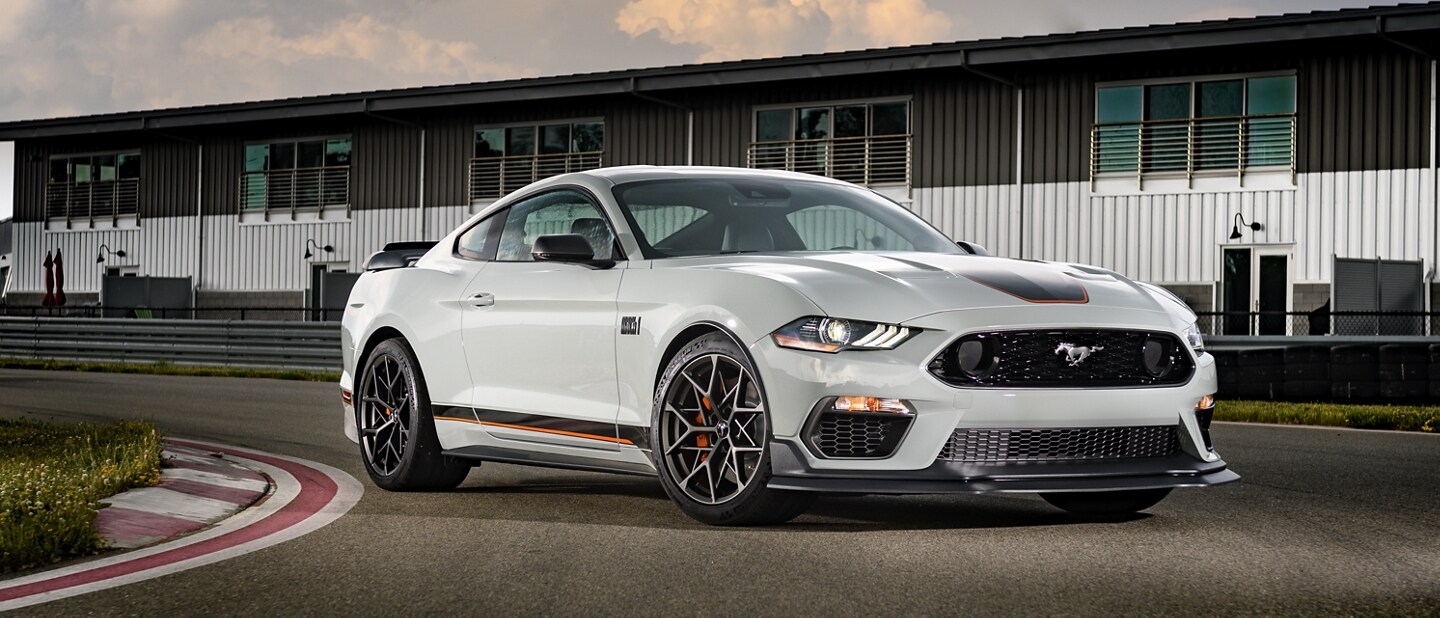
0, 0, 1395, 220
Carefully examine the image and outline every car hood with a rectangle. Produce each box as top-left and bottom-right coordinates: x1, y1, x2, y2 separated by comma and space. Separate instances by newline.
656, 252, 1184, 323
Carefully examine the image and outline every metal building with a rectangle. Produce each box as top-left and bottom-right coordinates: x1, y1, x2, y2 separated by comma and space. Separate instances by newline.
1, 4, 1437, 332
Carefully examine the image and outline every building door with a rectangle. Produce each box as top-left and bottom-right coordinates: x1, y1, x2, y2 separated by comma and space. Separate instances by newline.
1222, 247, 1291, 335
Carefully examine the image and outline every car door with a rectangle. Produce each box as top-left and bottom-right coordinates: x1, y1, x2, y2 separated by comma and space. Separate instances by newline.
460, 188, 626, 450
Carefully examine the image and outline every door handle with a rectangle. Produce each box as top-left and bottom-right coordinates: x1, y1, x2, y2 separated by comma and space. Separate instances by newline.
469, 292, 495, 307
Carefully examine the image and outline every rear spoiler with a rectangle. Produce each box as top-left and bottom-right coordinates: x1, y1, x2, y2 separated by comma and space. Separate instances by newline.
365, 241, 439, 272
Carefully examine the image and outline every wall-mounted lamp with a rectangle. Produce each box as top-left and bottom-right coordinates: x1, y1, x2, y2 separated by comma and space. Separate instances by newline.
304, 239, 334, 259
1229, 213, 1264, 240
97, 244, 127, 263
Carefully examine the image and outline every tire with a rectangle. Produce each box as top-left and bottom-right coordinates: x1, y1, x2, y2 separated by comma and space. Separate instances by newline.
355, 338, 471, 491
651, 333, 815, 526
1040, 488, 1172, 516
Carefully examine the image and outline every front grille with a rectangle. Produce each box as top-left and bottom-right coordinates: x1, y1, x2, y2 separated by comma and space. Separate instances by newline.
938, 426, 1181, 463
929, 329, 1196, 388
807, 412, 911, 459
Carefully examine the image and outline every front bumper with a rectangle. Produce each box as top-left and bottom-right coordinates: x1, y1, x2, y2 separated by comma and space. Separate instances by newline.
768, 440, 1238, 493
749, 306, 1236, 491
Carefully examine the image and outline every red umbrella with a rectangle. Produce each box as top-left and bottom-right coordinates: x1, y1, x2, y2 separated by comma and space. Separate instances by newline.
42, 251, 55, 307
53, 249, 67, 306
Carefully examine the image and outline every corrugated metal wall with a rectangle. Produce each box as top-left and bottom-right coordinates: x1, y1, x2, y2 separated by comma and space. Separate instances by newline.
915, 71, 1016, 188
911, 168, 1434, 291
352, 121, 420, 211
422, 100, 610, 208
10, 218, 200, 293
12, 136, 198, 221
685, 76, 916, 169
1298, 49, 1432, 172
1016, 43, 1431, 183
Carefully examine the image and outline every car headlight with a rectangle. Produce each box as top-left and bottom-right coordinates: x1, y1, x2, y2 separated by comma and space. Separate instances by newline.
771, 317, 915, 353
1183, 321, 1204, 353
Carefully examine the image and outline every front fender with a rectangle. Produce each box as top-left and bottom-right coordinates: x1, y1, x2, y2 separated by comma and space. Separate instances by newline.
614, 267, 823, 430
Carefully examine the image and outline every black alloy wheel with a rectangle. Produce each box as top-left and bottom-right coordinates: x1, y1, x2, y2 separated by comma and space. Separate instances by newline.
356, 338, 471, 491
652, 333, 814, 525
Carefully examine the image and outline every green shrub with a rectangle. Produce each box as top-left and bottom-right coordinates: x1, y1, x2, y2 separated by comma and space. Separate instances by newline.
0, 418, 162, 572
1216, 400, 1439, 433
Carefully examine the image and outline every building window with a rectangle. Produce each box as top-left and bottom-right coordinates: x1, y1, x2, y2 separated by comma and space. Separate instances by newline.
46, 152, 141, 220
747, 100, 910, 186
470, 120, 605, 202
241, 137, 352, 212
1092, 74, 1296, 183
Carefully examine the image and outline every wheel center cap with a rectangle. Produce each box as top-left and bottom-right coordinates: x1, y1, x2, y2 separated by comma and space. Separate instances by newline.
715, 420, 730, 439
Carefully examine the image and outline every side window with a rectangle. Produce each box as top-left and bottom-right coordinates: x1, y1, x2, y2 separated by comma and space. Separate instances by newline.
496, 189, 617, 262
455, 214, 499, 260
786, 204, 914, 252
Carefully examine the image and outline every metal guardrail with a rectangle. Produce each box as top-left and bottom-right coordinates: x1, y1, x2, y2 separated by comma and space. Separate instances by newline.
747, 134, 910, 186
469, 151, 604, 202
0, 317, 340, 371
1090, 114, 1295, 188
1195, 311, 1440, 337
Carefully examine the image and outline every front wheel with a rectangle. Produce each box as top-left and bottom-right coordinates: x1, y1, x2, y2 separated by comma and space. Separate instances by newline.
1040, 488, 1172, 516
356, 338, 471, 491
651, 333, 815, 526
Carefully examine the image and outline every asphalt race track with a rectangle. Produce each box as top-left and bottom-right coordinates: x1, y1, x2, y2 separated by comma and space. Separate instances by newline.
2, 368, 1437, 615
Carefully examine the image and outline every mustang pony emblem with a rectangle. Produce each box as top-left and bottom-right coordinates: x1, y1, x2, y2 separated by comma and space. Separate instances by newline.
1055, 342, 1103, 366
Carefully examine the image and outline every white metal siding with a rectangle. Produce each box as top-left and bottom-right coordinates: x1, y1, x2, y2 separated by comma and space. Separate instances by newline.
12, 218, 199, 293
9, 169, 1434, 300
909, 168, 1435, 287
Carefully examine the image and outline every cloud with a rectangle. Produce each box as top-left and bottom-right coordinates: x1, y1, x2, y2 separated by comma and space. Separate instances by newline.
615, 0, 954, 62
187, 15, 523, 86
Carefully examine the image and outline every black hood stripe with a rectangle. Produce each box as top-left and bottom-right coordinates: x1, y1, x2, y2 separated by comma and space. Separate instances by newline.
964, 268, 1089, 304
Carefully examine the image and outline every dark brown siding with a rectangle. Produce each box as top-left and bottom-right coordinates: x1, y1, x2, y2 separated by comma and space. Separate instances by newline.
202, 136, 242, 216
352, 122, 420, 211
686, 76, 917, 169
1020, 41, 1431, 184
608, 98, 688, 167
1299, 49, 1431, 173
421, 99, 609, 206
141, 140, 198, 218
915, 70, 1017, 187
13, 134, 198, 221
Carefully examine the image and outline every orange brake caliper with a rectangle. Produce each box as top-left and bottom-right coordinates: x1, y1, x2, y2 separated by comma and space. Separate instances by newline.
696, 397, 711, 455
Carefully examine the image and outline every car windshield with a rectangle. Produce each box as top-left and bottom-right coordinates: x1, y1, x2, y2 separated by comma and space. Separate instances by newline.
611, 177, 962, 259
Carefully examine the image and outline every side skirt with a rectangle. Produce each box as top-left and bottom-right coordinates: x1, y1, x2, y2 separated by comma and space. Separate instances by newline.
443, 444, 658, 478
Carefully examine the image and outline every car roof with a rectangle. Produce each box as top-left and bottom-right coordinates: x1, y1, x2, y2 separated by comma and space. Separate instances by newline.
574, 165, 852, 187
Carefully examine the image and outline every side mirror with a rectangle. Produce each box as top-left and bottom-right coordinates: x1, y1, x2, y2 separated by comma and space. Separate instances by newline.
956, 240, 989, 256
532, 234, 615, 269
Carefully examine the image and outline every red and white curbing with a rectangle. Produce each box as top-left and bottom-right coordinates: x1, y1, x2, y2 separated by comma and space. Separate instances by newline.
0, 439, 362, 611
95, 442, 271, 549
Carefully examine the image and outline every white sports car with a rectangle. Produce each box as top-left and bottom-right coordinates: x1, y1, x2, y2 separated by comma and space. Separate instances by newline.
340, 166, 1237, 525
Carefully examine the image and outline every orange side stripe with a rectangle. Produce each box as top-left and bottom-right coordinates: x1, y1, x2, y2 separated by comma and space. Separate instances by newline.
434, 416, 633, 445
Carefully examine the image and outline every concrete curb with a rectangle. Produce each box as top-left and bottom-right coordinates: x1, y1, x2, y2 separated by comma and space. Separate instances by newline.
0, 439, 362, 611
94, 441, 272, 549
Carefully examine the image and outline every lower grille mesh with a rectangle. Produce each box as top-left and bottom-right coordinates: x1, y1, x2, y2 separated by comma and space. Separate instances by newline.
938, 426, 1180, 463
810, 412, 910, 458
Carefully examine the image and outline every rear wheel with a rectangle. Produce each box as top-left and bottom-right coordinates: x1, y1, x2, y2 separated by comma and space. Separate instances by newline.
356, 338, 471, 491
1040, 488, 1172, 516
652, 333, 815, 526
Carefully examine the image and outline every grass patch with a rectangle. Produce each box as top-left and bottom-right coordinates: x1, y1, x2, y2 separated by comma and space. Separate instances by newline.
0, 358, 338, 382
1216, 400, 1439, 433
0, 418, 163, 572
